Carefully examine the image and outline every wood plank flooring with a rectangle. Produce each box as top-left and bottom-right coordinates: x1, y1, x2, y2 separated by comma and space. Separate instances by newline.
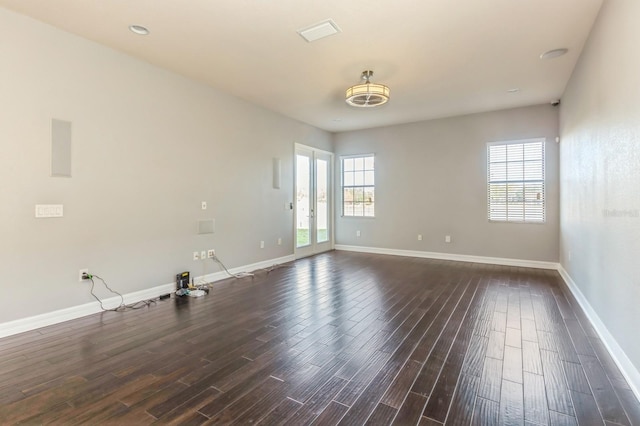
1, 251, 639, 425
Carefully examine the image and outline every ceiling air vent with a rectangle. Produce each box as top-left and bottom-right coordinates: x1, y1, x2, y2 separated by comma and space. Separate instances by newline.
297, 19, 341, 43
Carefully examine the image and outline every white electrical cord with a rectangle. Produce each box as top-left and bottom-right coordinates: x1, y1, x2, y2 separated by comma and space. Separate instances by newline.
211, 255, 254, 278
88, 274, 157, 311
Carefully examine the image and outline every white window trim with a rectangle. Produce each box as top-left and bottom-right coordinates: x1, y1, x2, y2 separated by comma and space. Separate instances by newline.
340, 153, 376, 218
487, 138, 546, 224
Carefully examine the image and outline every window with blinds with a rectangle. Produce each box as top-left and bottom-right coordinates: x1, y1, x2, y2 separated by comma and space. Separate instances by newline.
487, 139, 545, 223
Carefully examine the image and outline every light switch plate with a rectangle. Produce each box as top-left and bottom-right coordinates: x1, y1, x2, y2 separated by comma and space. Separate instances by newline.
35, 204, 63, 218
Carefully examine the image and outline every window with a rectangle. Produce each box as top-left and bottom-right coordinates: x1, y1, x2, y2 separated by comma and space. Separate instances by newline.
487, 139, 545, 223
342, 155, 375, 217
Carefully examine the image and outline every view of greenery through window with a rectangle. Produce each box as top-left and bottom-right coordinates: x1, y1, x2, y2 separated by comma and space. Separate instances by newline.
342, 155, 375, 217
296, 154, 329, 248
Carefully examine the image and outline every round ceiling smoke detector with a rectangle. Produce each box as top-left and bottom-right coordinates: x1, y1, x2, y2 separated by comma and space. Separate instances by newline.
345, 70, 390, 108
129, 25, 150, 35
540, 48, 568, 60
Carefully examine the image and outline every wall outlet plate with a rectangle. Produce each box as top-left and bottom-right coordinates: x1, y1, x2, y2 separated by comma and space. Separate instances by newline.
201, 251, 207, 260
193, 251, 199, 261
207, 249, 215, 258
79, 268, 89, 282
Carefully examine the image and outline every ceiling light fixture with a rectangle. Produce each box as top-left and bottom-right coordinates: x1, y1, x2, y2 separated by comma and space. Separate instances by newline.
540, 48, 568, 59
345, 70, 390, 108
129, 25, 150, 35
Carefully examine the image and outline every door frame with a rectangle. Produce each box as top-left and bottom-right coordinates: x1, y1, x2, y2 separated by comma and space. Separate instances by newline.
294, 143, 334, 258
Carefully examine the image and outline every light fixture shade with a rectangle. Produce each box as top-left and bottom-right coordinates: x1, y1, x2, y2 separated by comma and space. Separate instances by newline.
346, 71, 390, 107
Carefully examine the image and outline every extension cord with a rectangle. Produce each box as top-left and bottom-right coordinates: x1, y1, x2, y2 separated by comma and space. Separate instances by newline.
187, 290, 206, 298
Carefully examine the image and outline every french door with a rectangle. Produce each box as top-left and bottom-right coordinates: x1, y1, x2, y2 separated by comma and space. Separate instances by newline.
295, 145, 333, 258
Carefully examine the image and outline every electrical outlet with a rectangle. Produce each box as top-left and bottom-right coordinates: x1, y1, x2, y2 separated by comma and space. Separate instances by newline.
277, 238, 282, 246
201, 201, 207, 210
418, 234, 422, 241
79, 268, 89, 282
193, 251, 199, 261
201, 251, 207, 260
207, 249, 215, 258
260, 240, 265, 249
356, 230, 361, 237
445, 235, 451, 243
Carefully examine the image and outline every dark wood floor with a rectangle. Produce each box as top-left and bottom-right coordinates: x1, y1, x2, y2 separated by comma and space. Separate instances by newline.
1, 251, 639, 425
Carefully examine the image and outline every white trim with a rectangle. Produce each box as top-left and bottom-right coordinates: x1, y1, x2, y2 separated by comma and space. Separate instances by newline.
294, 143, 335, 259
487, 137, 547, 147
196, 255, 295, 284
557, 265, 640, 401
336, 244, 640, 400
3, 248, 637, 404
0, 254, 295, 339
334, 244, 640, 401
334, 244, 559, 270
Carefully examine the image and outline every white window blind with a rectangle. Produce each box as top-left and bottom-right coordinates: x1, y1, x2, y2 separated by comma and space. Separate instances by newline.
487, 139, 545, 223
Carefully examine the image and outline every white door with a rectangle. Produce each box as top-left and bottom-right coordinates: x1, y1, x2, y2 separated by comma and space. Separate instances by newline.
295, 145, 333, 258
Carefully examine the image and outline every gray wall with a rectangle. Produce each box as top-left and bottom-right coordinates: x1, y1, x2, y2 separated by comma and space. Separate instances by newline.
334, 105, 560, 262
560, 0, 640, 371
0, 8, 332, 323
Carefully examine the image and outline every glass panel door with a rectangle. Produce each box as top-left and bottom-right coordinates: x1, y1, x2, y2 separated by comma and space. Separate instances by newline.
296, 151, 312, 249
295, 145, 333, 258
316, 157, 328, 243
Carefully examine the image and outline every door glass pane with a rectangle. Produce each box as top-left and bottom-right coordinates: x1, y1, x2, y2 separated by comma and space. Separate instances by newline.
296, 154, 311, 247
316, 158, 328, 243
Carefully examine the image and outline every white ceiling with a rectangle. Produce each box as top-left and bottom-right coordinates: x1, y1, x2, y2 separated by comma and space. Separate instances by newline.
0, 0, 603, 132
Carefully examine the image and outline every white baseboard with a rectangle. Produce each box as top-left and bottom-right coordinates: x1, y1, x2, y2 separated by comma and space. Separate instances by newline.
194, 254, 295, 284
334, 244, 560, 270
3, 249, 637, 402
0, 281, 176, 339
336, 244, 640, 400
557, 265, 640, 401
0, 254, 295, 340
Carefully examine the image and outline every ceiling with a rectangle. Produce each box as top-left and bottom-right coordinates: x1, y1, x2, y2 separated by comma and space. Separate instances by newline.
0, 0, 603, 132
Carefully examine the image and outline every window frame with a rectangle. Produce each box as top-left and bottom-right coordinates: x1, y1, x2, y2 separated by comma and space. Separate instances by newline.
487, 138, 546, 224
340, 154, 376, 218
